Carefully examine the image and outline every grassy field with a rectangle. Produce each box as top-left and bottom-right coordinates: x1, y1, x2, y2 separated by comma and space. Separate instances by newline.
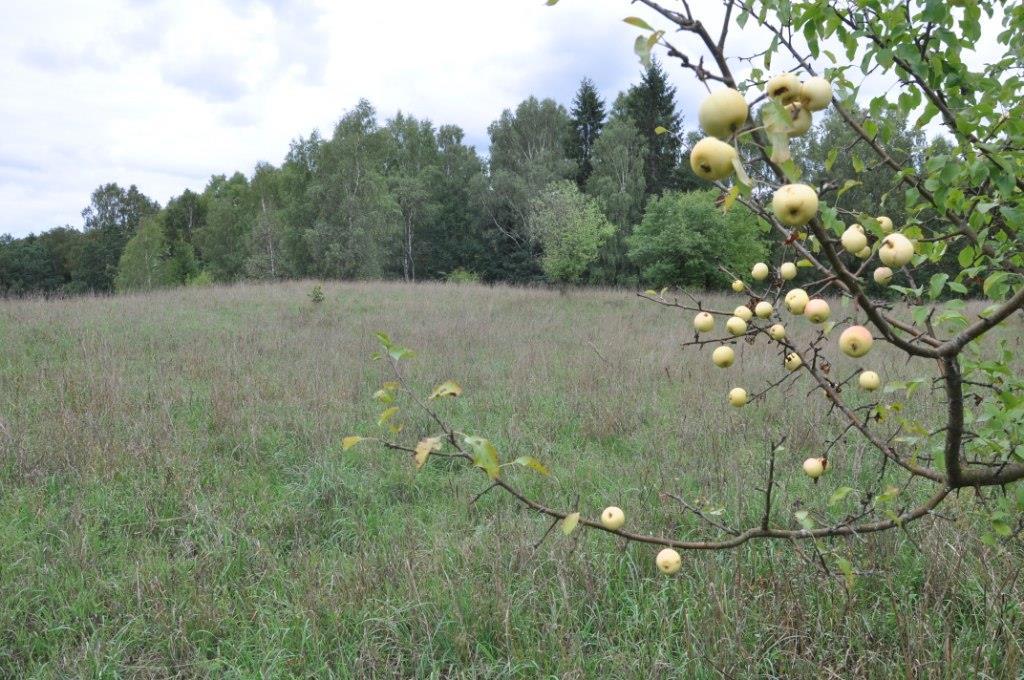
1, 280, 1021, 678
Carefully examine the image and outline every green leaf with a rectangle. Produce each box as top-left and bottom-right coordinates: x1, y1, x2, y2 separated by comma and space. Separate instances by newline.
732, 156, 752, 187
623, 16, 654, 31
561, 512, 581, 535
835, 557, 855, 590
780, 159, 802, 183
825, 147, 839, 172
429, 380, 463, 400
388, 346, 415, 361
464, 436, 501, 479
722, 185, 740, 213
929, 273, 948, 300
837, 179, 862, 198
633, 35, 652, 67
794, 510, 815, 530
545, 0, 559, 5
654, 125, 669, 135
342, 436, 364, 451
377, 407, 399, 427
514, 456, 550, 475
829, 486, 855, 506
876, 485, 900, 504
983, 271, 1010, 300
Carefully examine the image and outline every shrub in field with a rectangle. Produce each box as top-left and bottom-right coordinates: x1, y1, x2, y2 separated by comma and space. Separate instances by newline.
309, 284, 325, 304
626, 189, 766, 289
349, 0, 1024, 574
445, 267, 481, 284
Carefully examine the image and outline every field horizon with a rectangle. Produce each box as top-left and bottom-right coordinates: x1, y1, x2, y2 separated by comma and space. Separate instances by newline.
1, 280, 1021, 677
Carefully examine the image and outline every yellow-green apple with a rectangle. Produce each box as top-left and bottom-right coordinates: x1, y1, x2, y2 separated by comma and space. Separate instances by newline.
729, 387, 748, 407
769, 323, 786, 340
755, 301, 773, 318
780, 261, 797, 280
802, 457, 827, 479
731, 279, 745, 293
694, 312, 715, 332
879, 233, 914, 267
785, 352, 802, 371
726, 316, 748, 336
841, 225, 867, 254
785, 288, 809, 314
839, 325, 873, 357
712, 345, 735, 368
784, 103, 812, 137
766, 72, 801, 103
601, 506, 625, 530
876, 216, 894, 233
873, 266, 893, 285
690, 137, 738, 181
734, 305, 753, 321
698, 88, 749, 139
800, 77, 832, 111
856, 246, 872, 259
859, 370, 881, 391
751, 262, 770, 281
656, 548, 682, 574
772, 184, 819, 226
804, 298, 831, 323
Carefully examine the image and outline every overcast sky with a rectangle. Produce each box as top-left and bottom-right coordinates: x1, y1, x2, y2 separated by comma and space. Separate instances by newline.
2, 0, 697, 237
0, 1, 994, 238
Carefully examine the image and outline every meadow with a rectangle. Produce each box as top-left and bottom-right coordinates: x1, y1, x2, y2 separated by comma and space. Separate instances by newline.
0, 281, 1021, 678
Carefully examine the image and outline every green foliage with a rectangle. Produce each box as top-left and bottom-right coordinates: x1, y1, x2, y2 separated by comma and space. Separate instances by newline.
627, 190, 766, 288
566, 78, 607, 188
585, 118, 648, 285
615, 60, 684, 197
483, 97, 576, 282
444, 267, 480, 284
115, 216, 184, 292
529, 181, 615, 284
308, 284, 325, 304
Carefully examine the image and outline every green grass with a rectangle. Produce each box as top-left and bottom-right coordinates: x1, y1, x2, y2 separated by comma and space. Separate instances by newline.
0, 280, 1021, 677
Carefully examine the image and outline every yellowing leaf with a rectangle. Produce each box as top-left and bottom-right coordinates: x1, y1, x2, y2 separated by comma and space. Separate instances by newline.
377, 406, 399, 427
722, 185, 739, 213
373, 388, 394, 404
429, 380, 463, 400
561, 512, 581, 535
837, 179, 862, 198
513, 456, 550, 475
342, 436, 364, 451
623, 16, 654, 31
464, 435, 501, 480
732, 157, 752, 187
414, 436, 442, 469
654, 125, 669, 135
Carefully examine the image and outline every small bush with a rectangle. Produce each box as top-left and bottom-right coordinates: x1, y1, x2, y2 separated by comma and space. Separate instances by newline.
445, 268, 480, 284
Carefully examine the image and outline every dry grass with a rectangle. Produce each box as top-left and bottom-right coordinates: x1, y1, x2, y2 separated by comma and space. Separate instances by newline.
0, 280, 1021, 678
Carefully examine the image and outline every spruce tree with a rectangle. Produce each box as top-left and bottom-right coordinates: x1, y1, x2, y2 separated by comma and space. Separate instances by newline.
619, 60, 683, 197
566, 78, 606, 188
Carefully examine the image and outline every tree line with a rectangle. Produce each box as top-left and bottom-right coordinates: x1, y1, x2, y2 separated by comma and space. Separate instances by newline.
0, 62, 938, 296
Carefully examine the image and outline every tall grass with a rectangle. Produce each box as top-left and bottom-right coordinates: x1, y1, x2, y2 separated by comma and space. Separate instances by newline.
0, 280, 1020, 677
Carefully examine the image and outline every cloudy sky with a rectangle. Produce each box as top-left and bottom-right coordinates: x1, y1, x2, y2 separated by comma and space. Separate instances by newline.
2, 0, 736, 237
3, 1, 994, 238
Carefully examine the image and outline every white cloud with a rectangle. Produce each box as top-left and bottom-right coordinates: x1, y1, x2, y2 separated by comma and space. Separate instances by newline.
0, 0, 1003, 236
